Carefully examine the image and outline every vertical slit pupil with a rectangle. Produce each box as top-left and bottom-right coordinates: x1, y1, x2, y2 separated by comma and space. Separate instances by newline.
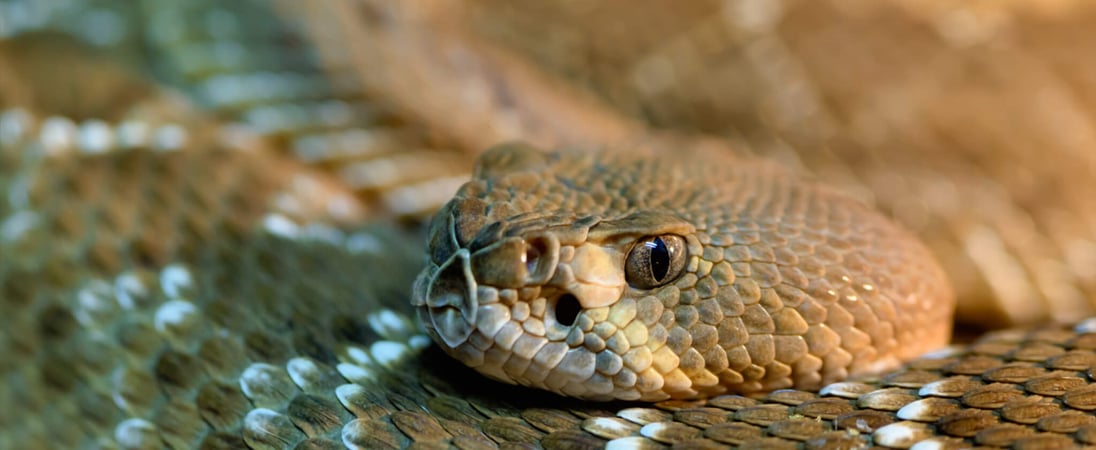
648, 237, 670, 281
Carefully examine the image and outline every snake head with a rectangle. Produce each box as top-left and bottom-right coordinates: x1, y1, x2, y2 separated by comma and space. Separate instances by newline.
413, 143, 954, 401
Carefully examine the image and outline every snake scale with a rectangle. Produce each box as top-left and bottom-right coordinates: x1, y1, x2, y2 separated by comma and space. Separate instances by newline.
4, 1, 1096, 449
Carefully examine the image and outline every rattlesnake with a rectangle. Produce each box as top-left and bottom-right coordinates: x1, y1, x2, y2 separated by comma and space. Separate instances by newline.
414, 145, 952, 401
4, 1, 1096, 449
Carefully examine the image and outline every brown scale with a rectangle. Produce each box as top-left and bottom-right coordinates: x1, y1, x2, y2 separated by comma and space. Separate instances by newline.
0, 35, 393, 445
468, 1, 1096, 329
142, 0, 475, 220
0, 33, 159, 121
7, 1, 1096, 449
0, 134, 374, 447
416, 145, 953, 401
301, 0, 1096, 329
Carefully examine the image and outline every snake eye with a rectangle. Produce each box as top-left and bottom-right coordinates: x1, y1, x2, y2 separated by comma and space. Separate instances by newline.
625, 235, 687, 289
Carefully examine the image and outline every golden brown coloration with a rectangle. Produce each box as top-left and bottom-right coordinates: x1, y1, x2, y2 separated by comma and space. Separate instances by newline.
414, 144, 954, 401
9, 1, 1096, 448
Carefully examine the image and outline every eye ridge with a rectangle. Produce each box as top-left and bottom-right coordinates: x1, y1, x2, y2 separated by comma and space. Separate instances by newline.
626, 234, 686, 289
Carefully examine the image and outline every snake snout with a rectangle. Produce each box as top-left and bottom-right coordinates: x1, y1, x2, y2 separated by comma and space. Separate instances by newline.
417, 248, 478, 349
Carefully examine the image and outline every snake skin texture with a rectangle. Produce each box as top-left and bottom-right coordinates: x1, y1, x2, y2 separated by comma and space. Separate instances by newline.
415, 146, 952, 401
5, 1, 1096, 449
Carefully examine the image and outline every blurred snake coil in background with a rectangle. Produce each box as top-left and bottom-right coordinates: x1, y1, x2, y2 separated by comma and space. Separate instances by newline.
3, 0, 1096, 448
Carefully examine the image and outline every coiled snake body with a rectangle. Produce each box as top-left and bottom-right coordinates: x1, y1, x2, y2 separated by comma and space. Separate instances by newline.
5, 1, 1096, 449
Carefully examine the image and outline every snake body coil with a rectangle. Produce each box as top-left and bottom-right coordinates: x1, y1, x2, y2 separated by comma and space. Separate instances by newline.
414, 144, 955, 401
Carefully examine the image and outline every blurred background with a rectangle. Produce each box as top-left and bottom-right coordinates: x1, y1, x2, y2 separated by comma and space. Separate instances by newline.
3, 0, 1096, 328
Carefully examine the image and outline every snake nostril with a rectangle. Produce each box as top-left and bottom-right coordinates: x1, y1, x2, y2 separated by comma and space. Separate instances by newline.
555, 294, 581, 327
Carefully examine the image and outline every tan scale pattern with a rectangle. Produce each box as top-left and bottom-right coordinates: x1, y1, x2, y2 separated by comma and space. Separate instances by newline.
0, 111, 422, 447
5, 0, 1096, 449
431, 0, 1096, 328
416, 145, 953, 401
140, 0, 474, 219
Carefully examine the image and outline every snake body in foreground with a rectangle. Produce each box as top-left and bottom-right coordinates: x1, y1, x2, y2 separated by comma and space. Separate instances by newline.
415, 145, 953, 401
6, 128, 1096, 449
